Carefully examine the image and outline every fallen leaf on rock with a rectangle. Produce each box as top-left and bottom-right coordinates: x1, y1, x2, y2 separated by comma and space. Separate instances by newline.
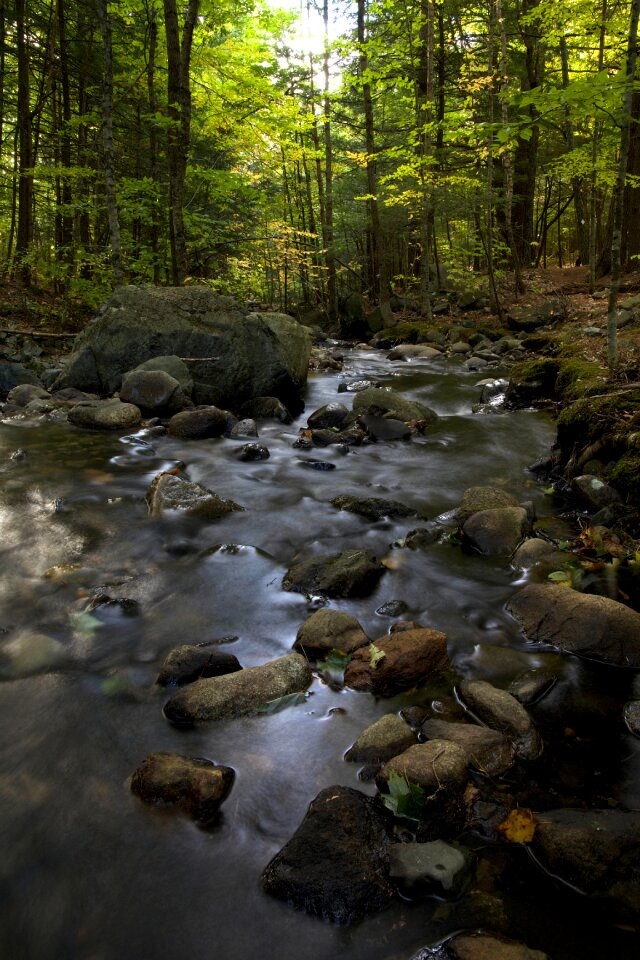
497, 807, 536, 843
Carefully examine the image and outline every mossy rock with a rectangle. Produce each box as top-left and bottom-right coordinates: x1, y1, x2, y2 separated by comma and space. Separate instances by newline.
557, 393, 640, 463
610, 453, 640, 502
505, 358, 559, 408
554, 359, 607, 402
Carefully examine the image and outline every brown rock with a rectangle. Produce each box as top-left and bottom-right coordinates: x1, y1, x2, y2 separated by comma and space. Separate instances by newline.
421, 718, 515, 777
130, 752, 234, 822
457, 680, 543, 760
293, 608, 369, 659
344, 628, 449, 696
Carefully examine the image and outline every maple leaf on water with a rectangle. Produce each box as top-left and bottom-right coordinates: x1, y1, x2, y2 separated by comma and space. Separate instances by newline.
497, 808, 536, 843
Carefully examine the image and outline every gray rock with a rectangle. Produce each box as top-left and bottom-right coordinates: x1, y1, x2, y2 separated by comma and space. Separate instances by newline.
6, 383, 51, 406
167, 407, 228, 439
571, 474, 621, 511
240, 396, 292, 423
345, 713, 418, 763
449, 340, 472, 354
163, 651, 312, 724
330, 495, 418, 521
130, 752, 234, 822
261, 785, 394, 924
293, 609, 369, 659
507, 299, 566, 332
506, 583, 640, 667
68, 398, 142, 430
510, 537, 562, 571
344, 628, 449, 697
421, 718, 515, 777
283, 549, 385, 598
156, 645, 242, 686
457, 679, 542, 760
146, 472, 244, 521
352, 387, 438, 425
387, 345, 443, 361
457, 486, 520, 523
360, 415, 412, 440
229, 418, 258, 438
53, 287, 311, 412
531, 808, 640, 920
463, 506, 531, 556
119, 369, 187, 413
237, 442, 270, 461
388, 839, 473, 897
134, 355, 193, 395
307, 402, 350, 429
0, 361, 41, 398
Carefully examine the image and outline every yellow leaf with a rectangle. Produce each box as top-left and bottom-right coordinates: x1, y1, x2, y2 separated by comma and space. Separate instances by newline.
497, 808, 536, 843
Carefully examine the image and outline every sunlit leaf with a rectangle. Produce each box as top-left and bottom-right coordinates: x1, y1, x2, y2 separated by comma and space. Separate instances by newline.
498, 808, 536, 843
369, 643, 386, 669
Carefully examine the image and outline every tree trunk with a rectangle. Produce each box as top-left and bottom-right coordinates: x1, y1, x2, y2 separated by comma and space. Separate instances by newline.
512, 0, 543, 266
622, 89, 640, 269
322, 0, 338, 321
15, 0, 34, 285
559, 36, 589, 265
96, 0, 123, 286
607, 0, 640, 369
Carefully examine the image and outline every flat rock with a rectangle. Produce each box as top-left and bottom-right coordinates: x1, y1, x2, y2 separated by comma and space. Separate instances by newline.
156, 645, 242, 686
330, 495, 418, 521
344, 628, 449, 696
463, 506, 531, 556
163, 651, 312, 724
345, 713, 418, 763
261, 785, 393, 924
352, 386, 438, 424
68, 398, 142, 430
531, 808, 640, 920
167, 407, 228, 439
506, 583, 640, 668
293, 608, 369, 659
130, 752, 234, 822
146, 472, 244, 521
457, 679, 542, 760
388, 839, 473, 897
283, 549, 385, 598
457, 486, 520, 523
421, 718, 515, 777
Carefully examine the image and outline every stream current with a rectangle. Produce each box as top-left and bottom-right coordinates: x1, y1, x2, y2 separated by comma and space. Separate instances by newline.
0, 349, 638, 960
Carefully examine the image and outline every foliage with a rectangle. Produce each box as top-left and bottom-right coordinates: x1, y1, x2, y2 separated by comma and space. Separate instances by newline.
381, 770, 426, 821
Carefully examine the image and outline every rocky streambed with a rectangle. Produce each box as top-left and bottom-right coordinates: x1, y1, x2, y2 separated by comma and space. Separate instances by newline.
1, 337, 639, 960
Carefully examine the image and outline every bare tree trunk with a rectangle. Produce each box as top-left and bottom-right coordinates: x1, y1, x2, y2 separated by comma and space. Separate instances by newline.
559, 36, 589, 265
607, 0, 640, 369
15, 0, 33, 285
322, 0, 337, 321
589, 0, 607, 292
496, 0, 524, 294
96, 0, 123, 286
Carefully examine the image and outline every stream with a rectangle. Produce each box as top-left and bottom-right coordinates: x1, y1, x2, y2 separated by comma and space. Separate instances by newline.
0, 348, 638, 960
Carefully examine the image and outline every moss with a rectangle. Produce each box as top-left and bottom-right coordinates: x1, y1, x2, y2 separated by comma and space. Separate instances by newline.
610, 453, 640, 501
521, 332, 562, 355
554, 359, 607, 402
505, 358, 559, 407
556, 391, 640, 462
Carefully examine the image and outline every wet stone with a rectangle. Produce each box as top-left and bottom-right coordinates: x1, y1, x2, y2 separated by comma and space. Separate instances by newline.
68, 398, 142, 430
344, 628, 449, 697
507, 669, 557, 706
228, 418, 258, 438
167, 406, 228, 439
462, 506, 531, 556
345, 713, 418, 764
330, 495, 418, 521
156, 644, 242, 686
237, 442, 270, 461
414, 933, 550, 960
283, 548, 385, 599
457, 486, 520, 523
457, 679, 543, 760
623, 700, 640, 737
388, 839, 474, 898
119, 369, 187, 413
376, 599, 409, 617
352, 386, 438, 425
307, 401, 351, 429
146, 472, 244, 522
294, 608, 369, 659
130, 752, 234, 823
421, 718, 515, 777
360, 415, 412, 441
296, 458, 336, 471
240, 396, 292, 423
337, 378, 376, 393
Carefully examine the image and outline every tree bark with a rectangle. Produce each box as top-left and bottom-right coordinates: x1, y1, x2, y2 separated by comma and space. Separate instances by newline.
15, 0, 34, 285
322, 0, 338, 321
96, 0, 124, 286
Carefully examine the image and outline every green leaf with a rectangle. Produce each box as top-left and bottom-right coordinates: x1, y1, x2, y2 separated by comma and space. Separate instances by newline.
256, 691, 308, 714
381, 770, 425, 821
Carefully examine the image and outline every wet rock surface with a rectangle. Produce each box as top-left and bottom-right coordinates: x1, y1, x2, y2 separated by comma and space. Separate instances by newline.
146, 472, 244, 521
345, 713, 418, 763
130, 752, 234, 822
457, 679, 543, 760
330, 494, 418, 521
413, 933, 550, 960
283, 548, 386, 598
293, 608, 369, 659
344, 628, 449, 696
462, 506, 531, 556
167, 406, 228, 439
119, 369, 187, 413
156, 645, 242, 686
261, 785, 394, 924
68, 397, 142, 430
421, 718, 515, 777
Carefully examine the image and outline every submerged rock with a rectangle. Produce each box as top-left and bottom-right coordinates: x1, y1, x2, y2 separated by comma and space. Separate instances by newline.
345, 713, 418, 763
283, 549, 385, 598
0, 629, 67, 679
146, 472, 244, 522
156, 645, 242, 686
163, 652, 312, 724
421, 718, 515, 777
130, 752, 234, 823
388, 839, 473, 898
344, 628, 449, 696
293, 608, 369, 659
457, 680, 543, 760
506, 583, 640, 668
261, 785, 394, 924
330, 494, 418, 521
68, 398, 142, 430
531, 808, 640, 920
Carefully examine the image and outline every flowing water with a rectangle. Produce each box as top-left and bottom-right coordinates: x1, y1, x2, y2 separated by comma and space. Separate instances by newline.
0, 350, 638, 960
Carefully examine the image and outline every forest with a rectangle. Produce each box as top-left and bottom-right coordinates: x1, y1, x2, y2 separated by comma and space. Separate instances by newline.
0, 0, 639, 325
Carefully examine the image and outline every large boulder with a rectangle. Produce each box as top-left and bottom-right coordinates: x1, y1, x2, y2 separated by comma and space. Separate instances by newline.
53, 287, 312, 412
261, 785, 394, 924
506, 584, 640, 668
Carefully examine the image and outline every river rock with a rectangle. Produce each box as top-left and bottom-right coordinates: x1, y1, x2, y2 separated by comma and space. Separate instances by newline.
530, 808, 640, 920
53, 286, 311, 412
414, 933, 550, 960
457, 486, 520, 523
388, 839, 473, 898
156, 645, 242, 686
134, 355, 193, 395
360, 415, 412, 440
307, 402, 351, 429
167, 407, 228, 439
293, 608, 369, 659
237, 442, 270, 461
463, 507, 531, 556
507, 669, 557, 706
119, 369, 187, 413
570, 474, 622, 511
345, 713, 418, 763
229, 418, 258, 438
387, 345, 443, 361
624, 700, 640, 737
421, 718, 515, 777
130, 752, 234, 822
0, 361, 41, 398
352, 387, 438, 424
330, 495, 418, 521
163, 652, 312, 724
0, 629, 67, 679
377, 740, 469, 836
261, 785, 394, 924
506, 583, 640, 668
457, 680, 542, 760
68, 398, 142, 430
283, 549, 385, 598
240, 396, 292, 423
6, 383, 51, 406
344, 628, 449, 696
146, 472, 244, 521
510, 537, 563, 572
